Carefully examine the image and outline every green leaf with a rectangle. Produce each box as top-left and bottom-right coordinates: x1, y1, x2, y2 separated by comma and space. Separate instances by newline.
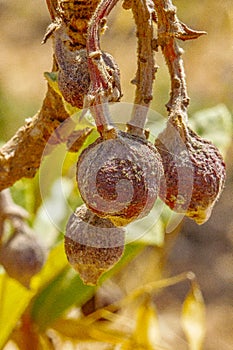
10, 173, 41, 219
44, 72, 60, 95
31, 243, 143, 330
39, 143, 68, 199
126, 202, 165, 247
33, 177, 74, 247
31, 267, 95, 331
31, 241, 69, 291
61, 127, 98, 178
0, 274, 34, 349
44, 71, 79, 115
190, 104, 233, 157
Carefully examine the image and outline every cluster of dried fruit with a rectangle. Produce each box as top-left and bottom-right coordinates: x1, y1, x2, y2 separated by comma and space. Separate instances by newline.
66, 113, 226, 285
0, 0, 226, 289
61, 0, 226, 285
65, 129, 164, 285
63, 0, 166, 285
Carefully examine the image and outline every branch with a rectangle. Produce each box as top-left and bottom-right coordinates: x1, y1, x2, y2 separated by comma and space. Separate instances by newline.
54, 0, 102, 49
154, 0, 206, 122
0, 82, 69, 192
126, 0, 157, 137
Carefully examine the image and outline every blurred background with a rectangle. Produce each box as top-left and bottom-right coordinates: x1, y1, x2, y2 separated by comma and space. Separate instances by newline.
0, 0, 232, 349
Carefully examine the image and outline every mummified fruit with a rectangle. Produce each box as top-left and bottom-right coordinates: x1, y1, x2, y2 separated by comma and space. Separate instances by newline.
77, 131, 163, 226
0, 231, 45, 287
65, 205, 125, 285
155, 115, 226, 224
54, 30, 121, 108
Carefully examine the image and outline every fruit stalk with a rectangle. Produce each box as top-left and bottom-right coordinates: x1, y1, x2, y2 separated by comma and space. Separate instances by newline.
0, 189, 29, 243
126, 0, 157, 137
154, 0, 206, 121
86, 0, 120, 137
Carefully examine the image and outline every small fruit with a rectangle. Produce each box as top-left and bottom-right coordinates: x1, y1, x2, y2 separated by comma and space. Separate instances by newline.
65, 205, 125, 285
0, 231, 45, 288
155, 115, 226, 224
77, 131, 163, 226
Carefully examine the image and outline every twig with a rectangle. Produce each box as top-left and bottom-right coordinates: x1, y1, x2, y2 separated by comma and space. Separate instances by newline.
154, 0, 206, 122
0, 189, 29, 243
46, 0, 58, 21
87, 0, 119, 54
126, 0, 157, 137
0, 189, 29, 219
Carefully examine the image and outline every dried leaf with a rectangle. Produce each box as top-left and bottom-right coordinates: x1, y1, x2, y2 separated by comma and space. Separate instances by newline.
175, 21, 207, 41
181, 282, 206, 350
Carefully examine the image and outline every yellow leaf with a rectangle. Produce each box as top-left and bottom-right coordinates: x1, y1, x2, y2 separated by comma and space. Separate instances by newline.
44, 71, 79, 115
181, 282, 206, 350
39, 334, 56, 350
52, 318, 91, 341
133, 299, 160, 349
0, 274, 34, 349
31, 242, 68, 291
44, 72, 61, 96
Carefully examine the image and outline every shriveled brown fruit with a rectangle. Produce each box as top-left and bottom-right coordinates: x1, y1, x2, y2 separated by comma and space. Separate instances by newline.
0, 231, 45, 288
155, 115, 226, 224
77, 131, 163, 226
54, 31, 121, 109
65, 205, 125, 285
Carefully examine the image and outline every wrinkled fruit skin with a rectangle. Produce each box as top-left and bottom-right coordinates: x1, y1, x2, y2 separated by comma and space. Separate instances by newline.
0, 232, 45, 288
54, 35, 121, 109
155, 116, 226, 224
77, 131, 163, 226
65, 205, 125, 285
